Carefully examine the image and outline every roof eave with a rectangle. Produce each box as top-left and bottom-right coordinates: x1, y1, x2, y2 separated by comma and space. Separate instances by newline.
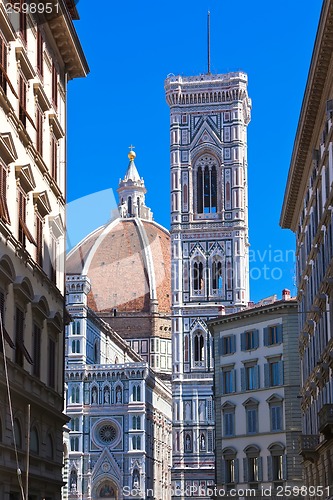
280, 0, 333, 231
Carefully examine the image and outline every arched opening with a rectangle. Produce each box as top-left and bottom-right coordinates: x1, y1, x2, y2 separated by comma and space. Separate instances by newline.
98, 481, 117, 498
196, 158, 217, 214
128, 196, 132, 217
194, 333, 204, 362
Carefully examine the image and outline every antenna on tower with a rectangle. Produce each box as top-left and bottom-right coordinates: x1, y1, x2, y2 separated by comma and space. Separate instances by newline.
207, 11, 211, 74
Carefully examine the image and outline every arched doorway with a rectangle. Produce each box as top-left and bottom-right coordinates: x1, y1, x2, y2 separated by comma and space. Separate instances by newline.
98, 481, 118, 499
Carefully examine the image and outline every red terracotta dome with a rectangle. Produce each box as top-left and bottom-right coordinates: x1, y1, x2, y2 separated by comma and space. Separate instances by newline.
66, 217, 171, 314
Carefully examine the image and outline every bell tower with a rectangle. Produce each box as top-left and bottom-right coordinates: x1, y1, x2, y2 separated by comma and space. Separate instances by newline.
165, 72, 251, 496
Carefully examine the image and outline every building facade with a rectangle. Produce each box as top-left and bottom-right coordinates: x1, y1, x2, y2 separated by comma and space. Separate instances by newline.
209, 293, 303, 497
66, 151, 172, 382
165, 72, 251, 497
65, 274, 172, 500
280, 0, 333, 495
0, 2, 88, 499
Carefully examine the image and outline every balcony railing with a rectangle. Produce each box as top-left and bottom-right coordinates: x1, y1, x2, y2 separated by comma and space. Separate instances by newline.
299, 434, 320, 462
318, 404, 333, 437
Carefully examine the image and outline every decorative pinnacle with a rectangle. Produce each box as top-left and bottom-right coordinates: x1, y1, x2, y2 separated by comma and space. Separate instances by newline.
128, 145, 136, 161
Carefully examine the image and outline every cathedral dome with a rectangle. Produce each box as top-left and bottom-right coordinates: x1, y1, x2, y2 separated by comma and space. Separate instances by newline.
66, 216, 171, 314
67, 150, 171, 315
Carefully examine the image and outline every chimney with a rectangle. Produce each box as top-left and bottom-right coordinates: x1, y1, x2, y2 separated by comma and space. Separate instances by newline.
282, 289, 291, 301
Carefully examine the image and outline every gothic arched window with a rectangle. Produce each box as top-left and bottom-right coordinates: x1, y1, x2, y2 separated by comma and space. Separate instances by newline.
193, 261, 204, 293
196, 156, 217, 214
128, 196, 132, 217
194, 332, 204, 362
212, 261, 223, 292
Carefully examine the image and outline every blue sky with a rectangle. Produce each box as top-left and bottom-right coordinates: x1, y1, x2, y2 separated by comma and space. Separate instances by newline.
67, 0, 323, 302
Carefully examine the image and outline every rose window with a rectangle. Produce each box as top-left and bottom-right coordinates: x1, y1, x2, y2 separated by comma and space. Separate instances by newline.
98, 425, 117, 443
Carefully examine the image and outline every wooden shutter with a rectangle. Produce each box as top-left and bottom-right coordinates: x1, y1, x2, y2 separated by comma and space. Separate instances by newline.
267, 456, 272, 482
33, 324, 41, 377
257, 456, 263, 482
277, 324, 283, 343
264, 363, 270, 387
230, 334, 236, 353
232, 369, 236, 392
220, 371, 224, 395
0, 35, 7, 92
254, 365, 260, 389
15, 307, 24, 366
240, 332, 246, 351
263, 327, 269, 346
282, 455, 287, 480
48, 338, 55, 388
36, 214, 43, 265
36, 107, 43, 155
253, 329, 259, 348
52, 63, 58, 107
0, 165, 10, 223
37, 29, 43, 76
240, 367, 246, 391
220, 459, 225, 484
219, 336, 223, 355
234, 458, 239, 483
243, 458, 248, 482
51, 136, 57, 181
278, 360, 284, 385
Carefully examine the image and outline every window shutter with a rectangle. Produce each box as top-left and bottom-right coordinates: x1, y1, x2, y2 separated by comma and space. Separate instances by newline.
267, 456, 272, 482
232, 369, 236, 393
219, 337, 223, 355
234, 458, 239, 483
240, 367, 246, 391
220, 371, 224, 395
258, 456, 263, 481
277, 324, 283, 343
254, 365, 260, 389
278, 360, 284, 385
231, 334, 236, 353
264, 363, 270, 387
221, 459, 226, 484
263, 327, 269, 346
282, 455, 287, 480
243, 458, 248, 482
254, 329, 259, 348
241, 332, 246, 351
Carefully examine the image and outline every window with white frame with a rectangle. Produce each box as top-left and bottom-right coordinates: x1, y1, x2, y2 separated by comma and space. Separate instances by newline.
70, 386, 80, 404
132, 435, 141, 450
132, 384, 141, 402
132, 416, 141, 430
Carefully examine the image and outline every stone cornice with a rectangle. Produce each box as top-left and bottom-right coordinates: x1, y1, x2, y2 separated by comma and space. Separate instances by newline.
47, 0, 89, 80
280, 0, 333, 230
207, 299, 298, 328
